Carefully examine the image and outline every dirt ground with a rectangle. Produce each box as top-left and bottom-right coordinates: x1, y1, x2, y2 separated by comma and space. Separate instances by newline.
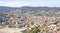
0, 27, 26, 33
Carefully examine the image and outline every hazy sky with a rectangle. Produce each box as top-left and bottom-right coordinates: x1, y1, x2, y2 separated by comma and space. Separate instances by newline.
0, 0, 60, 7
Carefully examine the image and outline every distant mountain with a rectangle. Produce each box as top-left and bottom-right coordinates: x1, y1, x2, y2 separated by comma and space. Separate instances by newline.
20, 6, 60, 12
0, 6, 60, 13
0, 6, 17, 12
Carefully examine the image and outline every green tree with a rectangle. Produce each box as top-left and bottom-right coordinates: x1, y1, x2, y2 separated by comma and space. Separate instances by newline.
28, 27, 40, 33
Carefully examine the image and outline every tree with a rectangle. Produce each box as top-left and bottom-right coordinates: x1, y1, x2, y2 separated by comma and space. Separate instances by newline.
28, 27, 40, 33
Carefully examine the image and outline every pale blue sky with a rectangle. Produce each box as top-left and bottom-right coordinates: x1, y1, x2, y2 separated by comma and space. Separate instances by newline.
0, 0, 60, 7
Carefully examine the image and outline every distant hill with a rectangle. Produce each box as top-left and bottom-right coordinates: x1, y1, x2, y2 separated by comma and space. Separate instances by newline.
0, 6, 60, 13
0, 6, 17, 12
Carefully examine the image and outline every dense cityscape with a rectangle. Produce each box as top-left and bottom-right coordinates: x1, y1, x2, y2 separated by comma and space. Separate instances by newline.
0, 6, 60, 33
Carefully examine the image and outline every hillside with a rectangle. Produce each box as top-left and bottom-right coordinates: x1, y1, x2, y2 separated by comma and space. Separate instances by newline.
0, 6, 60, 12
